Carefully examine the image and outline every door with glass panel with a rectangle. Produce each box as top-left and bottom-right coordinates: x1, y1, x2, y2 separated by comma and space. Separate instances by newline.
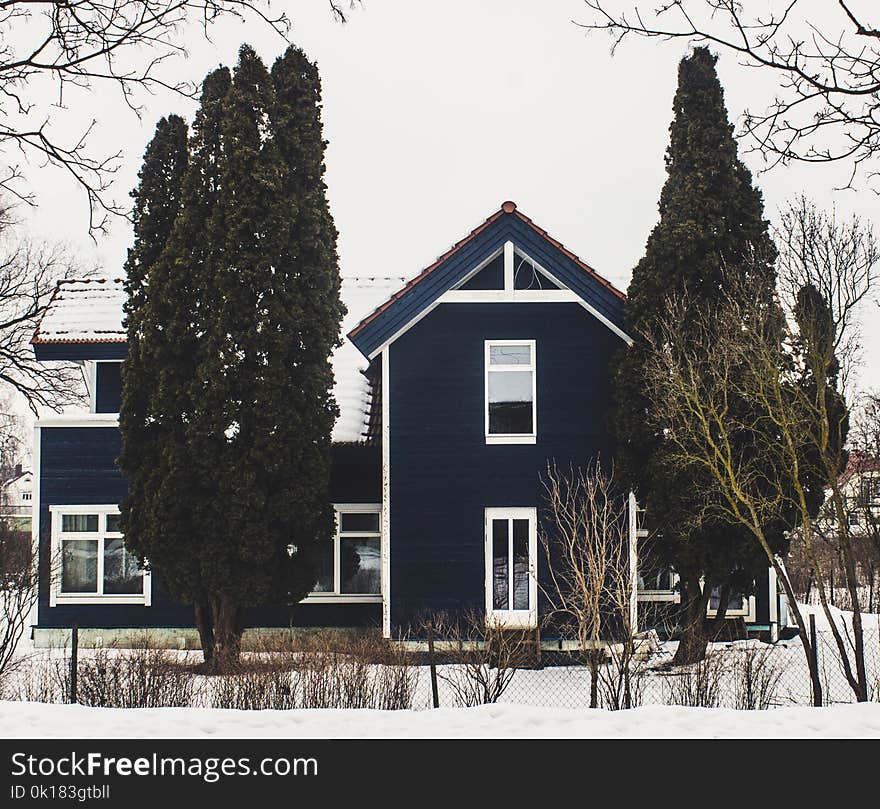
484, 507, 537, 627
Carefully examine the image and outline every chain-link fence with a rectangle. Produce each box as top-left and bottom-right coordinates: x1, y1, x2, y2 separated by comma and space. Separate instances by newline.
407, 630, 880, 710
6, 626, 879, 711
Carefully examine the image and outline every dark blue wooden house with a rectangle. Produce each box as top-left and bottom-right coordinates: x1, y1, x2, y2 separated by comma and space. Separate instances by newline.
29, 202, 788, 647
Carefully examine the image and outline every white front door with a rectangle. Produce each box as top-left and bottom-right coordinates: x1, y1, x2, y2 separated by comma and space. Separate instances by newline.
484, 507, 537, 628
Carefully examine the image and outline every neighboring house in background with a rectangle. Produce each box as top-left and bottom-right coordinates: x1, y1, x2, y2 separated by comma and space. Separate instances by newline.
2, 463, 33, 532
831, 452, 880, 534
28, 201, 787, 647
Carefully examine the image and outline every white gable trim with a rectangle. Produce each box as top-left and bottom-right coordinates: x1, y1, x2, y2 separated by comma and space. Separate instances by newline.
365, 244, 632, 359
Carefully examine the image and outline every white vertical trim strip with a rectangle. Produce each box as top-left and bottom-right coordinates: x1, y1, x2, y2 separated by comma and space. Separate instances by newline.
381, 345, 391, 639
503, 240, 514, 290
30, 426, 42, 622
48, 508, 58, 608
768, 566, 778, 641
628, 491, 639, 634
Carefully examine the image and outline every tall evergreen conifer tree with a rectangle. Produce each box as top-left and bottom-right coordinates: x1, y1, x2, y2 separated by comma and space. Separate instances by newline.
120, 45, 341, 669
613, 48, 782, 663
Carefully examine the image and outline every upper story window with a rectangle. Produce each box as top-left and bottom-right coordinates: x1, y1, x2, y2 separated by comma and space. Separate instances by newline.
49, 506, 150, 606
485, 340, 536, 445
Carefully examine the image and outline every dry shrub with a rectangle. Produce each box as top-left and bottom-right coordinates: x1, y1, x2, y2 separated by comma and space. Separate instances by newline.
209, 631, 417, 711
212, 666, 297, 710
426, 611, 536, 707
13, 631, 418, 711
75, 644, 195, 708
661, 650, 725, 708
732, 644, 783, 710
10, 651, 70, 703
294, 632, 417, 710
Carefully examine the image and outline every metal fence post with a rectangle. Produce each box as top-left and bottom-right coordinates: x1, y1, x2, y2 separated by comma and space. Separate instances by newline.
69, 623, 78, 704
809, 613, 822, 707
426, 620, 440, 709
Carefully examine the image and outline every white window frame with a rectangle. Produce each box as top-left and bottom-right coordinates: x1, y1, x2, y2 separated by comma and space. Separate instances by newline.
636, 568, 681, 603
484, 507, 538, 628
706, 591, 757, 622
484, 339, 537, 445
303, 503, 383, 604
49, 505, 151, 606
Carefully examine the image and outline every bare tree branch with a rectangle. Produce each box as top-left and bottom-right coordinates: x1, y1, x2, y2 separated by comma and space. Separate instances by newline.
0, 1, 307, 235
580, 1, 880, 188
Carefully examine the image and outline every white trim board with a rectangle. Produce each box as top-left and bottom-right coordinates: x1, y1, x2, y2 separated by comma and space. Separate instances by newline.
366, 241, 632, 360
37, 415, 119, 428
381, 345, 391, 639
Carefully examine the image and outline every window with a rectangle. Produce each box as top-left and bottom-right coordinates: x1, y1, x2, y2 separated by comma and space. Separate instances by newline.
485, 340, 536, 444
308, 505, 382, 601
636, 540, 679, 602
50, 506, 150, 605
21, 492, 31, 501
485, 508, 537, 627
706, 586, 755, 620
848, 511, 862, 527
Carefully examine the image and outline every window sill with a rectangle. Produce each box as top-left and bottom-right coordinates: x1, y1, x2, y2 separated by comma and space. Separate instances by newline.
485, 435, 536, 445
300, 595, 383, 604
52, 596, 149, 606
637, 591, 680, 603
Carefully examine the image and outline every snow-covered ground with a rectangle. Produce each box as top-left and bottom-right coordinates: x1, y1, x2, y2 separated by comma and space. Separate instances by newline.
1, 700, 878, 738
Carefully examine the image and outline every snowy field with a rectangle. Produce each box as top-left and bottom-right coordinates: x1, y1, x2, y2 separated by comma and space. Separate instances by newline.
1, 700, 879, 739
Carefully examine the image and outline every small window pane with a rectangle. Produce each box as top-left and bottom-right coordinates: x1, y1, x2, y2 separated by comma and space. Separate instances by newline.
460, 254, 505, 291
489, 344, 531, 365
103, 538, 143, 595
61, 540, 98, 593
488, 371, 533, 434
339, 512, 380, 533
340, 537, 381, 594
492, 519, 509, 610
708, 586, 745, 612
62, 514, 98, 532
637, 545, 674, 592
512, 519, 530, 610
312, 540, 334, 592
513, 257, 561, 290
106, 514, 121, 533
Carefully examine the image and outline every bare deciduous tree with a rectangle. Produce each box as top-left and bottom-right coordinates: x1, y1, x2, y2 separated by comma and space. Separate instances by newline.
0, 457, 37, 691
426, 610, 533, 707
641, 198, 878, 702
0, 0, 356, 232
581, 1, 880, 187
540, 460, 640, 709
0, 213, 85, 414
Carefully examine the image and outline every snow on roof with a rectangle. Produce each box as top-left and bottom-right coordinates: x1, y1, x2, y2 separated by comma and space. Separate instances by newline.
333, 276, 406, 442
33, 279, 127, 343
32, 275, 408, 444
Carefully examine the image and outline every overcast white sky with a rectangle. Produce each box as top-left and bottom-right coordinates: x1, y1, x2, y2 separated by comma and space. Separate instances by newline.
17, 0, 880, 400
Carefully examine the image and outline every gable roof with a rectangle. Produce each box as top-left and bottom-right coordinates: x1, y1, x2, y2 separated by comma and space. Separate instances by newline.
30, 275, 406, 444
347, 201, 627, 358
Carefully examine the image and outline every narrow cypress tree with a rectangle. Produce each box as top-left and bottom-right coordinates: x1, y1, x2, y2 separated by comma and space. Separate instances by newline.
613, 48, 782, 663
121, 45, 342, 670
119, 69, 233, 665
